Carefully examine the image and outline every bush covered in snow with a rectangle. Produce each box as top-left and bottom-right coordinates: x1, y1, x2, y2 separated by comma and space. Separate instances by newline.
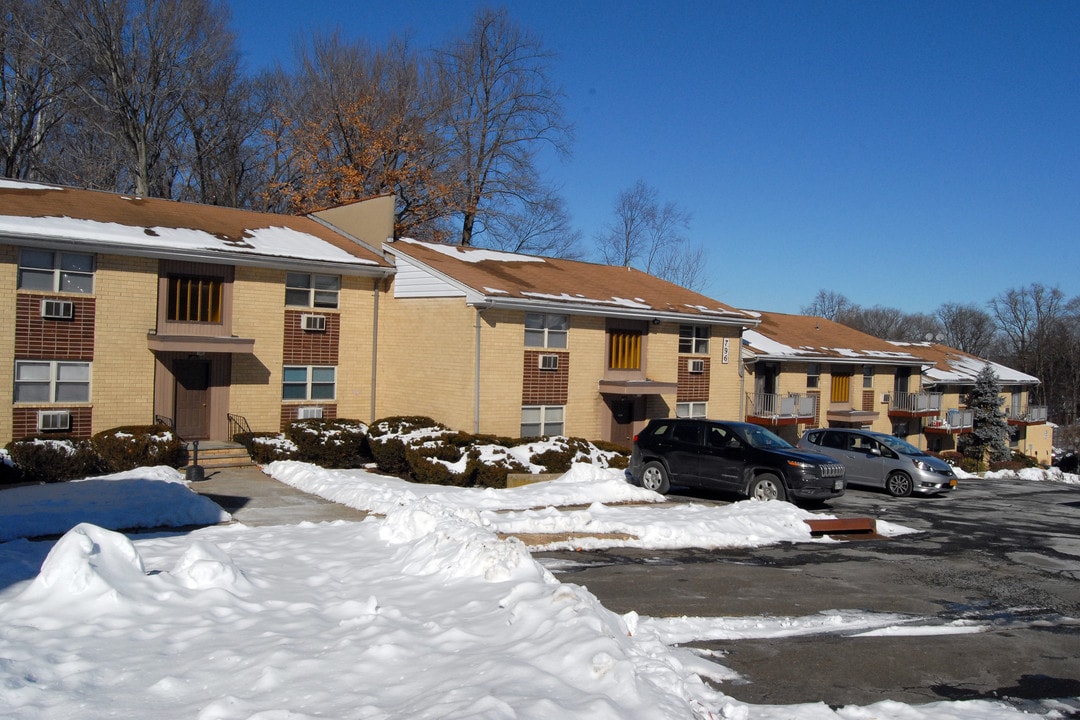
5, 436, 103, 483
238, 419, 369, 467
0, 448, 23, 485
365, 416, 629, 488
91, 424, 184, 473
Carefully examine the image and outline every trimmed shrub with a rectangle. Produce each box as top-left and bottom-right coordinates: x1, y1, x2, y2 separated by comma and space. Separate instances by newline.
285, 419, 369, 468
467, 448, 528, 489
529, 444, 576, 474
368, 417, 449, 476
405, 445, 470, 486
241, 432, 299, 465
91, 424, 184, 473
0, 452, 24, 485
6, 436, 103, 483
990, 451, 1040, 473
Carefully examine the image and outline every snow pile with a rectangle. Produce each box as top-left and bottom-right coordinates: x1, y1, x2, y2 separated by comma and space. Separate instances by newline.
0, 466, 229, 542
984, 466, 1080, 485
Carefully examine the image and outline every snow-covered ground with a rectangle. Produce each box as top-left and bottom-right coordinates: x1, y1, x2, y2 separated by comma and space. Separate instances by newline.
1, 462, 1076, 719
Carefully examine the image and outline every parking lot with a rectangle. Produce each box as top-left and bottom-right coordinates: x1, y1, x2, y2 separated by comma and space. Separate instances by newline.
536, 476, 1080, 710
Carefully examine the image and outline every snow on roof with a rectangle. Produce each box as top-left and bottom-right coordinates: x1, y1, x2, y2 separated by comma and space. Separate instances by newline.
0, 180, 390, 270
742, 311, 924, 364
888, 341, 1040, 385
390, 239, 754, 324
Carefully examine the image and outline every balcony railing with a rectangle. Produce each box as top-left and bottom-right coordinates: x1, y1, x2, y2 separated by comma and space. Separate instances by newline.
746, 392, 816, 422
925, 408, 974, 433
1008, 406, 1048, 424
890, 391, 942, 414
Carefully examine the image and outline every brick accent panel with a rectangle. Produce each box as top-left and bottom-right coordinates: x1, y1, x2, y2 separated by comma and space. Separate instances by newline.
12, 406, 93, 440
522, 350, 569, 405
677, 356, 710, 402
283, 310, 339, 365
15, 294, 95, 360
280, 403, 337, 430
862, 389, 875, 412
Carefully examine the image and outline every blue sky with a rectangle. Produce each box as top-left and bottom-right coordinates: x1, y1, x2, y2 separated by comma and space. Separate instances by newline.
227, 1, 1079, 315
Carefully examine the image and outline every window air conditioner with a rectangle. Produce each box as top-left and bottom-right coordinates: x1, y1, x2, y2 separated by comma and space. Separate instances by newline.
41, 299, 75, 320
38, 410, 71, 431
688, 359, 705, 374
301, 314, 326, 332
297, 406, 324, 419
538, 354, 559, 371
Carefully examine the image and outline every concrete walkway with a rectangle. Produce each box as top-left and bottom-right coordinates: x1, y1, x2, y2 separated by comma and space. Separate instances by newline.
190, 464, 368, 527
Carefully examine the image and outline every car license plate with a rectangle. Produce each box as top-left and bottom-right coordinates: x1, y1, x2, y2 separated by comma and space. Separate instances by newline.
834, 479, 843, 491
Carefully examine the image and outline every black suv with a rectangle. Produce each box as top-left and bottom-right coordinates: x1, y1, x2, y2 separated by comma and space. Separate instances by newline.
626, 418, 846, 502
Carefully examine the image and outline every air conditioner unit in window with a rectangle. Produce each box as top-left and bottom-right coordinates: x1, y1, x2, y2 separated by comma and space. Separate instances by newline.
301, 314, 326, 332
538, 354, 559, 371
296, 406, 324, 419
38, 410, 71, 431
41, 299, 75, 320
688, 359, 705, 374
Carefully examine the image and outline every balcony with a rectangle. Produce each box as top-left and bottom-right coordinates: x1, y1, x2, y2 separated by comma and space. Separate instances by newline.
1008, 406, 1048, 425
888, 391, 942, 418
925, 409, 974, 435
746, 392, 816, 426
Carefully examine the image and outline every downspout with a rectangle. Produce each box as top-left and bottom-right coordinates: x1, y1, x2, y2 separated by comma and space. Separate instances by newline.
474, 308, 483, 433
370, 278, 381, 423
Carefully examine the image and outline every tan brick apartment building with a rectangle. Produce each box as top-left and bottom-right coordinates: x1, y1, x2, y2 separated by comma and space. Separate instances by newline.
370, 239, 756, 447
0, 180, 392, 446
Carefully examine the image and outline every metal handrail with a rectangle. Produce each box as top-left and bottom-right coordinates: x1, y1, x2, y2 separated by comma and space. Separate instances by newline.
746, 392, 816, 418
891, 391, 942, 413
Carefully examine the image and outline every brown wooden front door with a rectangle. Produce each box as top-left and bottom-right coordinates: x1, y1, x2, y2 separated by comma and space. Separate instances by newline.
607, 396, 643, 451
174, 358, 210, 439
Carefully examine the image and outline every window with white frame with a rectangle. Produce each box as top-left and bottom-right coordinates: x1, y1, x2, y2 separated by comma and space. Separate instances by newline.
806, 363, 820, 389
863, 364, 874, 389
520, 405, 564, 437
676, 401, 707, 418
678, 325, 710, 354
285, 272, 340, 309
282, 366, 336, 401
14, 360, 91, 403
524, 313, 568, 348
18, 249, 95, 294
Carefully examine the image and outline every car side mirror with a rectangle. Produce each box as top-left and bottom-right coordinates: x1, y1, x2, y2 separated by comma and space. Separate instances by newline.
870, 447, 881, 456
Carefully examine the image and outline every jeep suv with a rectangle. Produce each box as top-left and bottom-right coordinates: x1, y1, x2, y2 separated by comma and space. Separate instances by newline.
626, 418, 846, 502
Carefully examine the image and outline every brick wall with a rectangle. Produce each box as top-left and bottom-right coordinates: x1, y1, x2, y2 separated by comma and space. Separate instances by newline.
862, 389, 875, 412
12, 406, 92, 440
15, 294, 95, 360
283, 309, 340, 364
677, 356, 710, 402
280, 403, 338, 429
230, 267, 286, 433
522, 350, 569, 405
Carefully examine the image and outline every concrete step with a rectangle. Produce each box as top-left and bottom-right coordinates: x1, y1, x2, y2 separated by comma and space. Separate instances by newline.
183, 442, 255, 469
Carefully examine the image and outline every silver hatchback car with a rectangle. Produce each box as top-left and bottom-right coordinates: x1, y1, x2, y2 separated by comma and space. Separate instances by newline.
798, 428, 957, 497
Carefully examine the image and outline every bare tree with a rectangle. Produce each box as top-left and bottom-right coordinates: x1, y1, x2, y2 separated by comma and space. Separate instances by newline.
801, 289, 855, 322
936, 302, 998, 356
990, 283, 1064, 395
483, 189, 583, 257
594, 180, 705, 288
58, 0, 237, 197
436, 7, 571, 247
0, 0, 73, 179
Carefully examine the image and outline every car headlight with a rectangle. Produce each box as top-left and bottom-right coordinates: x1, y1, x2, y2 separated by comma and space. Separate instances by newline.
913, 459, 933, 471
787, 460, 814, 471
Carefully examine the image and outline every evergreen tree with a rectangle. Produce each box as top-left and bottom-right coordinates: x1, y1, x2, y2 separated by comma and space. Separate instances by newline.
959, 364, 1011, 468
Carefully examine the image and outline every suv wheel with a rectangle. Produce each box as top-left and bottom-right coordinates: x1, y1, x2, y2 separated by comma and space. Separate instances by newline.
748, 474, 786, 502
640, 461, 670, 494
886, 471, 914, 497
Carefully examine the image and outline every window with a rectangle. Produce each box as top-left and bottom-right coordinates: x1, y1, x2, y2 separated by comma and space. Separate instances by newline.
18, 249, 94, 294
286, 272, 340, 309
678, 325, 710, 354
521, 405, 564, 437
524, 313, 568, 348
282, 366, 336, 401
676, 401, 707, 418
609, 330, 642, 370
15, 360, 91, 403
863, 365, 874, 389
168, 275, 223, 322
806, 364, 820, 389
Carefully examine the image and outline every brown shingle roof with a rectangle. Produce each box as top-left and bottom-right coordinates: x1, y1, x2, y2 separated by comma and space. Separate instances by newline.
742, 311, 926, 364
0, 180, 390, 270
389, 239, 753, 324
